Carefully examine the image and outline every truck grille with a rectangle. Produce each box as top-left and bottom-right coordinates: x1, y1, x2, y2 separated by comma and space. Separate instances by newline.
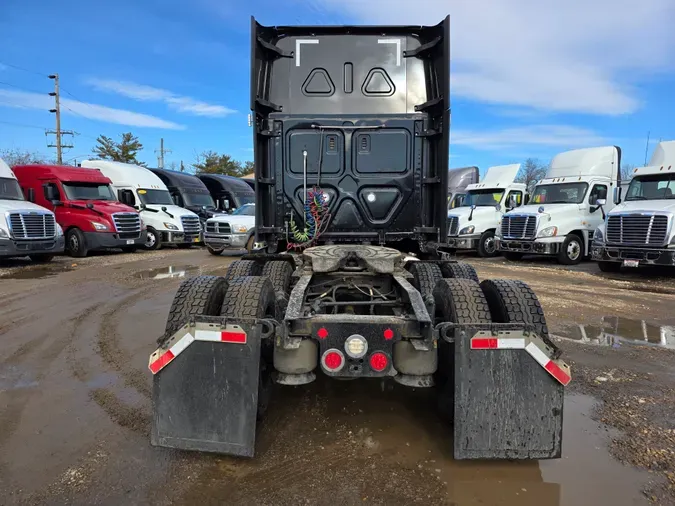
181, 215, 201, 234
112, 213, 142, 239
447, 216, 459, 236
501, 215, 536, 239
606, 214, 669, 246
206, 221, 231, 234
7, 212, 56, 239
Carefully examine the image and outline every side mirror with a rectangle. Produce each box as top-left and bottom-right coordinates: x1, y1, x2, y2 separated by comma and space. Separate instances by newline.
589, 195, 598, 206
596, 199, 606, 206
27, 188, 35, 202
495, 203, 501, 211
507, 195, 518, 209
471, 204, 477, 210
161, 206, 168, 212
223, 199, 230, 210
613, 187, 620, 204
51, 200, 63, 206
86, 202, 94, 209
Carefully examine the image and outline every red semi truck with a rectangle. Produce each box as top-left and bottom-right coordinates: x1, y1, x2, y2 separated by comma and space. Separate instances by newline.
13, 164, 145, 257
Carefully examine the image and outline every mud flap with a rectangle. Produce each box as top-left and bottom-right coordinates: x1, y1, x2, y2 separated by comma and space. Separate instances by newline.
150, 322, 261, 457
453, 328, 565, 460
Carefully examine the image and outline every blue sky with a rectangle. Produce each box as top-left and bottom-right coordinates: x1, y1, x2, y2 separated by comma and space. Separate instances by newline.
1, 0, 674, 172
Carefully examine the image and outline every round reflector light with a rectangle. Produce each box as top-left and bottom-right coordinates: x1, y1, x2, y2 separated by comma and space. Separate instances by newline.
345, 334, 368, 358
383, 328, 394, 340
317, 327, 329, 339
322, 349, 344, 372
369, 352, 388, 372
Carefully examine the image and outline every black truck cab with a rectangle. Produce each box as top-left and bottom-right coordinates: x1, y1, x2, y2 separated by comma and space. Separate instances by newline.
148, 168, 217, 222
197, 173, 255, 213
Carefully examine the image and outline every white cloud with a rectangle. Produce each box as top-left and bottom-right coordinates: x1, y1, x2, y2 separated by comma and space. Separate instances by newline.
309, 0, 675, 115
0, 89, 184, 130
451, 125, 608, 151
86, 78, 236, 117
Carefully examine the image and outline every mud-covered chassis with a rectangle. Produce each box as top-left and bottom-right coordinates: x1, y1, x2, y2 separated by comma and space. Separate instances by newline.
149, 246, 570, 460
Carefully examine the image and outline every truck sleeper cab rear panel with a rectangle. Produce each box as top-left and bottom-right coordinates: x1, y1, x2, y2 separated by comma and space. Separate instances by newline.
0, 158, 64, 259
252, 18, 449, 252
12, 164, 143, 257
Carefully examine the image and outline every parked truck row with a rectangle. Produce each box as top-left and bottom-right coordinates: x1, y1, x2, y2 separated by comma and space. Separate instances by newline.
0, 157, 256, 261
446, 141, 675, 271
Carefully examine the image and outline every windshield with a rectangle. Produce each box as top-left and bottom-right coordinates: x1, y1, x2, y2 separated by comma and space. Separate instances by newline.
531, 182, 588, 204
462, 189, 504, 207
62, 182, 116, 201
232, 204, 255, 216
236, 194, 255, 206
626, 174, 675, 201
138, 189, 174, 206
183, 192, 215, 208
0, 177, 24, 201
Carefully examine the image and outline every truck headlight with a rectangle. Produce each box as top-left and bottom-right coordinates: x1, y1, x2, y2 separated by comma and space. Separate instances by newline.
459, 225, 475, 235
164, 222, 179, 231
56, 224, 64, 237
90, 221, 109, 231
537, 226, 558, 238
593, 228, 604, 243
232, 224, 248, 233
0, 228, 8, 239
140, 218, 146, 231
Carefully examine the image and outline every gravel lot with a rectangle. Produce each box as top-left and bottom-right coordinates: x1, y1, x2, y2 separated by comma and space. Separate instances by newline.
1, 248, 674, 505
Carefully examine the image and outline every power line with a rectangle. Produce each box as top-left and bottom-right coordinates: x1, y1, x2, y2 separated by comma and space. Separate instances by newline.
0, 80, 48, 95
0, 61, 49, 78
0, 119, 50, 131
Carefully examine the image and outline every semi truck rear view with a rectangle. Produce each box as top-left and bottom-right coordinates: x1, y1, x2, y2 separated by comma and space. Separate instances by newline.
150, 16, 569, 460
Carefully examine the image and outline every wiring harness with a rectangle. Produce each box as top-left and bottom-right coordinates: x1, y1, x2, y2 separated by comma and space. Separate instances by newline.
288, 187, 331, 250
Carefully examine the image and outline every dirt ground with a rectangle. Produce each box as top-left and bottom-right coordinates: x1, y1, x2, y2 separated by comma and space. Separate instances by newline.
1, 249, 674, 505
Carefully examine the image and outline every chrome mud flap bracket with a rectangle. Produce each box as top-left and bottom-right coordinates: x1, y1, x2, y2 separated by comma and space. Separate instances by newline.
444, 324, 568, 460
150, 318, 275, 457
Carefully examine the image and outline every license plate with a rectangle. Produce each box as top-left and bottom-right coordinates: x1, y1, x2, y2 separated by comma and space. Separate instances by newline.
126, 239, 135, 245
622, 259, 639, 268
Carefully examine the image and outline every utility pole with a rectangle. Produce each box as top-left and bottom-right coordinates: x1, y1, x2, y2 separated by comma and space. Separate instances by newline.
46, 73, 73, 164
155, 138, 172, 169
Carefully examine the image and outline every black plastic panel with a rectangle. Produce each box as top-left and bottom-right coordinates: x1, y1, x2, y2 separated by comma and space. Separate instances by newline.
251, 17, 450, 249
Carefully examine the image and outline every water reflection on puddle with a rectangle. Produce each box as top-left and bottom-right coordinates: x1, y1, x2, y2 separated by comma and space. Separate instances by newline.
557, 316, 675, 349
134, 265, 200, 280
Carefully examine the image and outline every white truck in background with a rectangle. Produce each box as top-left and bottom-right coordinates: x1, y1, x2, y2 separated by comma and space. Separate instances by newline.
497, 146, 621, 265
79, 160, 202, 250
592, 140, 675, 272
0, 158, 64, 261
446, 164, 525, 257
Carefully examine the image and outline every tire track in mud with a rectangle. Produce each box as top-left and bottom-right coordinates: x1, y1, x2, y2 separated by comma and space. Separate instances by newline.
95, 286, 160, 399
0, 301, 105, 473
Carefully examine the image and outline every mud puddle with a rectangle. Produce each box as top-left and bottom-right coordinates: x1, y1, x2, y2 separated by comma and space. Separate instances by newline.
176, 380, 650, 505
556, 316, 675, 349
1, 264, 73, 280
134, 265, 200, 280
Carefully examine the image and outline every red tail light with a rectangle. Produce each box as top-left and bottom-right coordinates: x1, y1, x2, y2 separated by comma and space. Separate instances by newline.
383, 328, 394, 340
369, 352, 388, 372
322, 349, 344, 372
317, 327, 329, 339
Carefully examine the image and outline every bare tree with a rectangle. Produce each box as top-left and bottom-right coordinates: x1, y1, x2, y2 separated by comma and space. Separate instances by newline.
516, 158, 548, 190
0, 148, 47, 166
621, 163, 636, 181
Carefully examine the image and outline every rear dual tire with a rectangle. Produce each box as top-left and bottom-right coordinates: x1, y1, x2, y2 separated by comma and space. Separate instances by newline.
432, 277, 549, 420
